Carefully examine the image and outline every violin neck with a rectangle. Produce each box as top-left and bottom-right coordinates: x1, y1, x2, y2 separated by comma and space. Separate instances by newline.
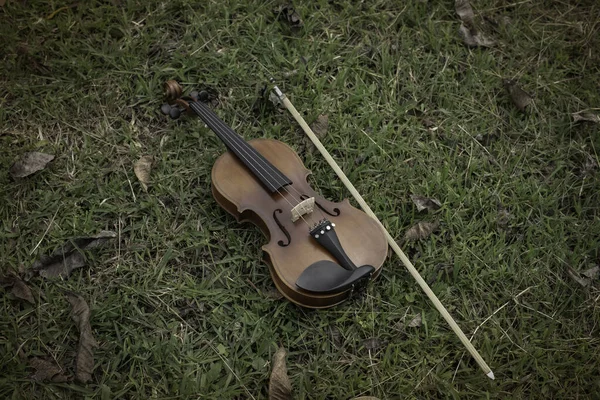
188, 101, 292, 193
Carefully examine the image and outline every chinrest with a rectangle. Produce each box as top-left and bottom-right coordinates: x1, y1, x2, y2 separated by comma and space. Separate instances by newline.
296, 261, 374, 294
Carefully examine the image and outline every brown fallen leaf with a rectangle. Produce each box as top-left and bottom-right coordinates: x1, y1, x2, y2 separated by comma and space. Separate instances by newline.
455, 0, 494, 48
269, 346, 292, 400
134, 155, 153, 192
309, 114, 328, 139
0, 0, 6, 6
66, 292, 98, 383
455, 0, 475, 25
410, 195, 442, 212
572, 111, 600, 124
582, 266, 599, 280
408, 314, 422, 328
29, 357, 70, 382
276, 3, 303, 29
9, 152, 54, 178
0, 274, 35, 304
504, 79, 532, 112
458, 24, 495, 47
567, 267, 590, 287
32, 231, 116, 279
404, 221, 439, 241
580, 153, 598, 177
302, 114, 329, 153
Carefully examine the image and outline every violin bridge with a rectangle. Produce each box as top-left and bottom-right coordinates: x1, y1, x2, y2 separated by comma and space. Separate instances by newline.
291, 197, 315, 222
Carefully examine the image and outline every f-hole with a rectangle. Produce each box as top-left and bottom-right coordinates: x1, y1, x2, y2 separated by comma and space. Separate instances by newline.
273, 209, 291, 247
300, 194, 340, 217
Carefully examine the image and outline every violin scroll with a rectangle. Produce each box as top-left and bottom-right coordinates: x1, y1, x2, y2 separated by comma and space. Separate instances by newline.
164, 80, 183, 102
161, 80, 190, 119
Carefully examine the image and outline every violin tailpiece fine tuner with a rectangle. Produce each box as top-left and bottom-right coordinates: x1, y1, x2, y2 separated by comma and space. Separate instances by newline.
161, 80, 388, 308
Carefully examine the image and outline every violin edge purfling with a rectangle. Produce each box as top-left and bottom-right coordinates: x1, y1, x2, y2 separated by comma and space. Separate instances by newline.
162, 80, 388, 308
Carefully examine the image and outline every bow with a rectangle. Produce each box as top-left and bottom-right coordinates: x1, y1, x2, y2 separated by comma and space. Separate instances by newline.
271, 81, 495, 380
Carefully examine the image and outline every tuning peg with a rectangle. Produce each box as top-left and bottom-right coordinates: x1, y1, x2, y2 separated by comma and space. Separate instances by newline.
189, 90, 209, 102
160, 104, 172, 115
198, 90, 209, 102
169, 107, 181, 119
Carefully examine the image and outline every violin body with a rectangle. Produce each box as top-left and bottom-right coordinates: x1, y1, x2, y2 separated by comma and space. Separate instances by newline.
211, 138, 387, 308
163, 80, 387, 308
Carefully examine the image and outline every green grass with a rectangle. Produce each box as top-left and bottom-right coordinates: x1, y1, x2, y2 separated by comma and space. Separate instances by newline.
1, 0, 599, 398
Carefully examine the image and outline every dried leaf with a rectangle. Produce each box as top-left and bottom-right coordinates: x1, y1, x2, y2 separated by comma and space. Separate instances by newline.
0, 0, 6, 6
455, 0, 475, 25
66, 293, 98, 383
9, 152, 54, 178
1, 274, 35, 304
302, 114, 329, 153
580, 154, 598, 176
504, 80, 532, 112
572, 111, 600, 124
582, 266, 599, 280
29, 357, 69, 382
269, 347, 292, 400
567, 267, 590, 287
134, 155, 153, 192
458, 24, 495, 47
12, 277, 34, 304
455, 0, 494, 48
404, 221, 439, 241
32, 231, 116, 279
276, 3, 303, 29
410, 195, 442, 212
309, 114, 329, 139
408, 314, 422, 328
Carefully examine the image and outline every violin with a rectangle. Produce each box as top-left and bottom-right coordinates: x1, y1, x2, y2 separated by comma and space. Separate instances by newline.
162, 80, 388, 308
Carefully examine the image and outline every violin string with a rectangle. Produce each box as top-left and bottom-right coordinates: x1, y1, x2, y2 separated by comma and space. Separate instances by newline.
189, 101, 316, 228
191, 102, 291, 189
243, 57, 330, 223
189, 101, 328, 224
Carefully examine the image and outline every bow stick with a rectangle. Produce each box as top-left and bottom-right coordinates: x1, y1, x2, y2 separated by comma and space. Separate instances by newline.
271, 81, 495, 380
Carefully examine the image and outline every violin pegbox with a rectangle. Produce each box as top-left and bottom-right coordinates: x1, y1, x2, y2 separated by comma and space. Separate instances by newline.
161, 80, 211, 120
161, 80, 189, 120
